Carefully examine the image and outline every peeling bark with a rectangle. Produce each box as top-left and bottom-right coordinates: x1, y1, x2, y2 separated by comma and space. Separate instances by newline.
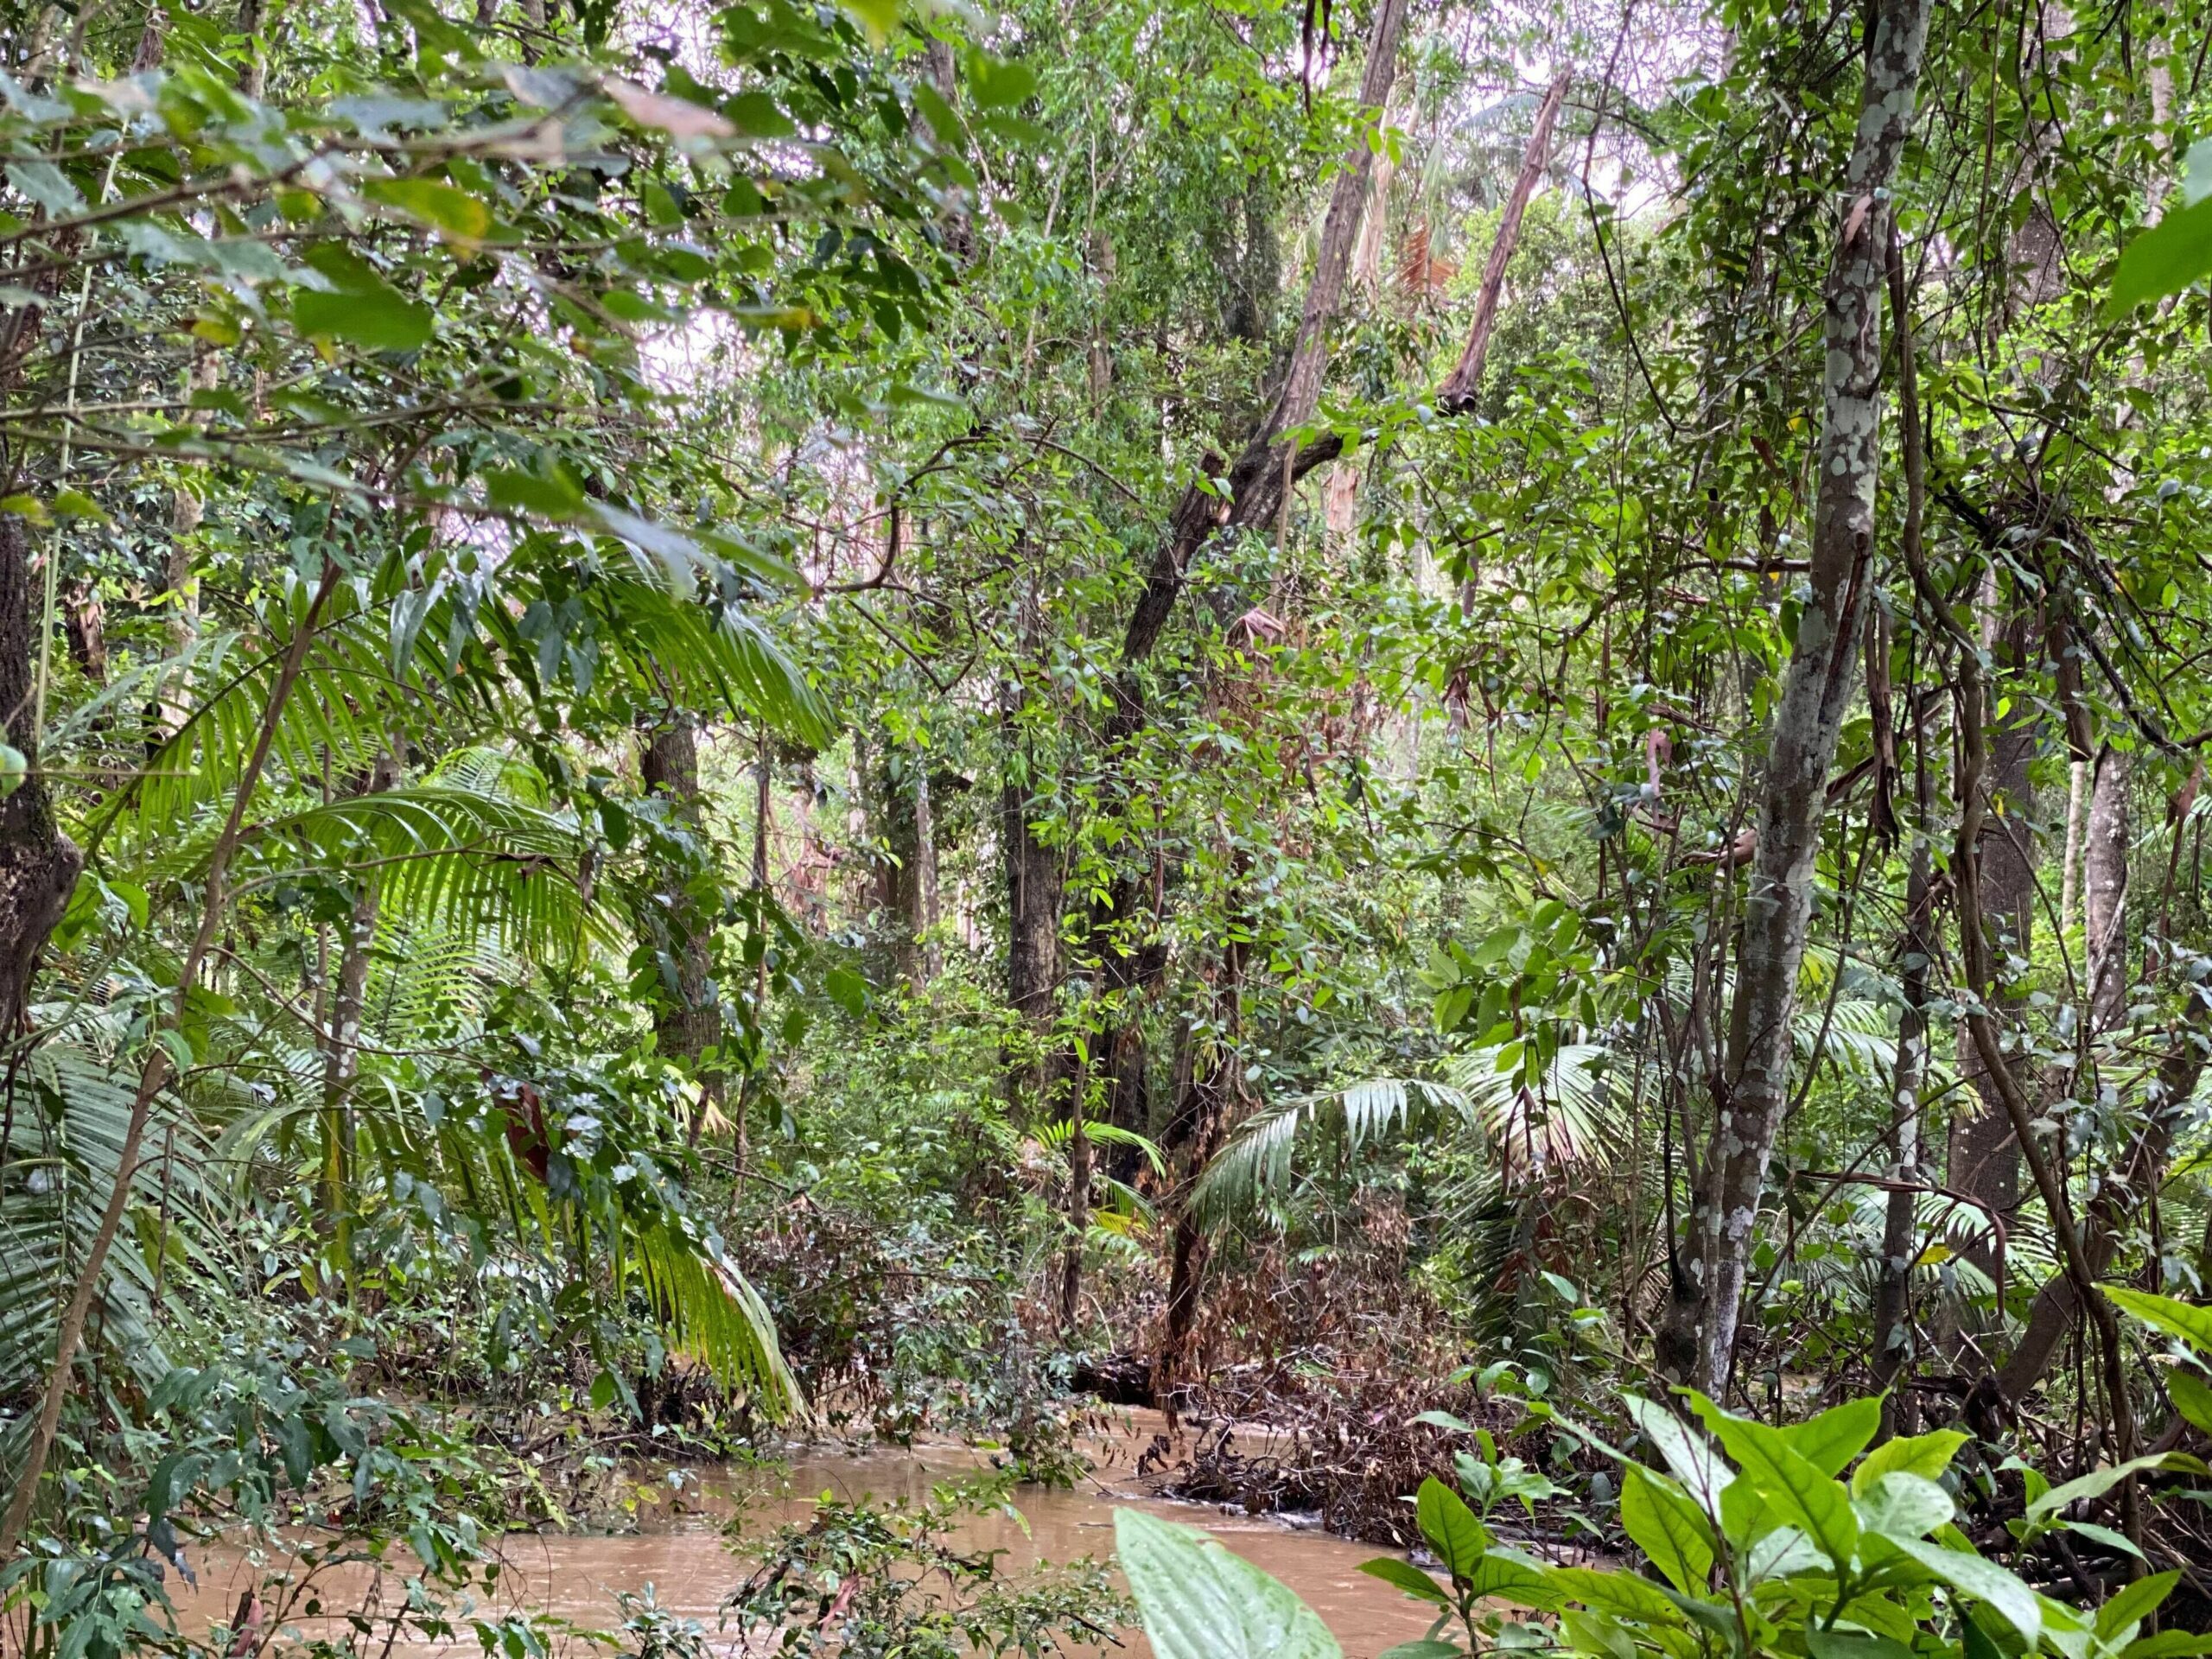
1674, 0, 1931, 1396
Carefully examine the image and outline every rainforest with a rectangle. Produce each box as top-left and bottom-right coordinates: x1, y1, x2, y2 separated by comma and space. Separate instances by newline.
3, 0, 2212, 1654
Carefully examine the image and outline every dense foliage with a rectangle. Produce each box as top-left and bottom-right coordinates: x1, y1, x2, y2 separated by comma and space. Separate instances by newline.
6, 0, 2212, 1649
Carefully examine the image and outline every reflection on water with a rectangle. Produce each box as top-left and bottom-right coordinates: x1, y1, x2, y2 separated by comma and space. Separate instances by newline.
173, 1418, 1444, 1657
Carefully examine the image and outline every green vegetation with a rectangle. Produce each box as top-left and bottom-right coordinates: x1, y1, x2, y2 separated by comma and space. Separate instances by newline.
3, 0, 2212, 1649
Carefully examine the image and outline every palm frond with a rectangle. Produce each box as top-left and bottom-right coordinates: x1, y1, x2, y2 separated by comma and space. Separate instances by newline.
1192, 1077, 1469, 1229
1440, 1043, 1618, 1175
629, 1224, 804, 1421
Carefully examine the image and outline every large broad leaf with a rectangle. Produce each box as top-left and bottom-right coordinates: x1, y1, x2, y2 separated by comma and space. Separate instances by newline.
1695, 1398, 1859, 1569
1851, 1430, 1967, 1497
1888, 1539, 2041, 1645
293, 245, 434, 351
2098, 1571, 2180, 1642
1779, 1396, 1881, 1477
1416, 1475, 1489, 1580
2166, 1367, 2212, 1434
1463, 1552, 1562, 1611
2025, 1452, 2202, 1522
1548, 1566, 1685, 1626
1358, 1557, 1451, 1608
2107, 1286, 2212, 1356
1619, 1465, 1713, 1593
1806, 1631, 1914, 1659
1622, 1394, 1732, 1516
1853, 1472, 1953, 1541
1116, 1510, 1343, 1659
2110, 188, 2212, 315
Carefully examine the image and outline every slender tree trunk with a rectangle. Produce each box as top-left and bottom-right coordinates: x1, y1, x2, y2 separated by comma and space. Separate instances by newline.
1948, 601, 2037, 1355
912, 744, 940, 983
1996, 743, 2176, 1401
2084, 746, 2131, 1027
1059, 1054, 1090, 1336
1074, 0, 1409, 1230
319, 748, 399, 1281
642, 717, 721, 1114
1436, 73, 1570, 410
1672, 0, 1932, 1397
2061, 758, 2088, 937
0, 523, 81, 1042
0, 558, 341, 1558
1872, 233, 1931, 1437
1004, 761, 1058, 1027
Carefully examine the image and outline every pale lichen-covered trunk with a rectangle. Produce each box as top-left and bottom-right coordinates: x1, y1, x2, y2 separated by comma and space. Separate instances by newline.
1682, 0, 1931, 1396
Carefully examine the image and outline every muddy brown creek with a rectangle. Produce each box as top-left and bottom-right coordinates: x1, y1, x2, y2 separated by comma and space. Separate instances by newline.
173, 1424, 1444, 1657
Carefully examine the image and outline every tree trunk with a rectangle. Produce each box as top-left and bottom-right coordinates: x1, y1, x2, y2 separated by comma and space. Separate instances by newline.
912, 743, 940, 983
2061, 758, 2087, 938
2084, 745, 2131, 1028
1004, 760, 1059, 1026
319, 748, 399, 1280
1673, 0, 1931, 1397
642, 718, 721, 1103
0, 521, 81, 1041
1948, 604, 2037, 1354
1872, 636, 1935, 1424
1872, 236, 1931, 1437
0, 557, 342, 1560
1059, 1057, 1090, 1336
1995, 743, 2171, 1401
1436, 73, 1570, 410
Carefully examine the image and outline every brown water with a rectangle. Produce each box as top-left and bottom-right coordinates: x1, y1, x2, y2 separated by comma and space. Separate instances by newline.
174, 1423, 1443, 1657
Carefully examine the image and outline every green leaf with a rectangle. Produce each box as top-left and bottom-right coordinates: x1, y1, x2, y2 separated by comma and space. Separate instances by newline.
2108, 1286, 2212, 1355
1853, 1471, 1953, 1541
1887, 1539, 2041, 1645
6, 159, 84, 216
1561, 1610, 1637, 1659
1417, 1475, 1489, 1580
723, 90, 795, 138
1463, 1553, 1560, 1611
2025, 1452, 2192, 1522
360, 177, 493, 242
835, 0, 898, 41
485, 464, 588, 518
1376, 1644, 1460, 1659
1806, 1631, 1914, 1659
1696, 1398, 1859, 1567
293, 282, 432, 352
2109, 194, 2212, 315
2121, 1636, 2212, 1659
1115, 1510, 1343, 1659
969, 54, 1037, 110
1358, 1557, 1452, 1607
1852, 1429, 1967, 1496
1618, 1465, 1713, 1593
1548, 1567, 1683, 1626
2058, 1520, 2143, 1559
2098, 1570, 2179, 1640
1779, 1396, 1881, 1477
1621, 1394, 1732, 1514
2165, 1367, 2212, 1433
